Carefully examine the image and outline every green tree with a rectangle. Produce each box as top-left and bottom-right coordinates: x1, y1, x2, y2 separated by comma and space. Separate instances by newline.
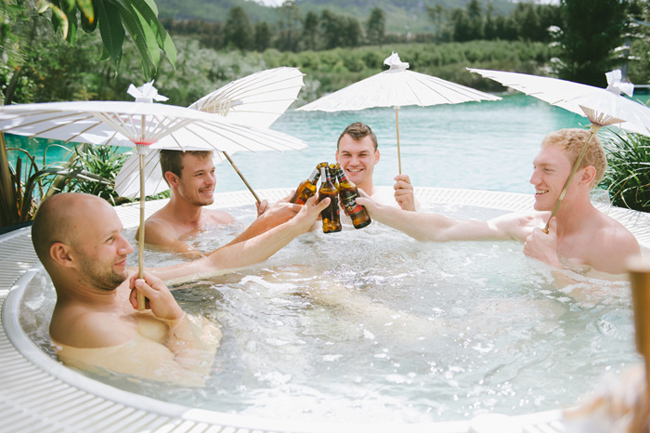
450, 8, 473, 41
554, 0, 629, 86
342, 16, 361, 47
320, 9, 343, 49
484, 3, 498, 40
276, 0, 302, 52
303, 11, 319, 51
366, 7, 385, 46
254, 21, 272, 52
224, 6, 254, 51
426, 4, 447, 43
466, 0, 485, 40
627, 0, 650, 84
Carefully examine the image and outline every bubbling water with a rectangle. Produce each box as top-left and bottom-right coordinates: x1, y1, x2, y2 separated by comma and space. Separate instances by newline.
19, 202, 640, 424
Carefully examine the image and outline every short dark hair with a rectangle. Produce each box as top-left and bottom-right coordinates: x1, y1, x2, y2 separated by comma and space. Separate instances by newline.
160, 150, 213, 184
337, 122, 378, 150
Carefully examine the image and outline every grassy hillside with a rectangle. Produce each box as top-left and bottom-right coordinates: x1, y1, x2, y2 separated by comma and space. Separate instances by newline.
156, 0, 524, 32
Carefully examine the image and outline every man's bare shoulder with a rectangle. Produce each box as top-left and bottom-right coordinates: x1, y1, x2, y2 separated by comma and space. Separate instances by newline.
51, 308, 134, 349
143, 213, 183, 246
202, 208, 235, 225
596, 213, 641, 254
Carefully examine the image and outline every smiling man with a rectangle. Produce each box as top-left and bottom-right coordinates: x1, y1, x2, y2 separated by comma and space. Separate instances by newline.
335, 122, 418, 211
356, 129, 640, 275
142, 150, 300, 258
32, 192, 329, 385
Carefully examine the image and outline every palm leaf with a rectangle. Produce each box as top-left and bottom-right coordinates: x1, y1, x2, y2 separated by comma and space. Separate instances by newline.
96, 0, 125, 66
115, 0, 159, 79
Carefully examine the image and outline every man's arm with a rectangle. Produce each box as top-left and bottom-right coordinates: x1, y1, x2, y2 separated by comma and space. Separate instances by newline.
150, 195, 330, 281
225, 195, 301, 245
356, 196, 531, 242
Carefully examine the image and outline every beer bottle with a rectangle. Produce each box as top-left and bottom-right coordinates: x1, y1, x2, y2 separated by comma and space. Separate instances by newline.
290, 163, 323, 205
334, 163, 372, 229
318, 164, 342, 233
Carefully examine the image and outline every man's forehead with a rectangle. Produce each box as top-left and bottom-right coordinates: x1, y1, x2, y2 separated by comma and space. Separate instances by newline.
339, 135, 375, 153
534, 146, 570, 164
181, 153, 215, 170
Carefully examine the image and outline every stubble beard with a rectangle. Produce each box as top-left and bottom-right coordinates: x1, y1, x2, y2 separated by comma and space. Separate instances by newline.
78, 255, 127, 292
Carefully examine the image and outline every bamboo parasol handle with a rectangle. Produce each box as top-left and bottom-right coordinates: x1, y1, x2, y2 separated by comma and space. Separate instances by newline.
542, 124, 600, 233
395, 107, 402, 175
223, 151, 260, 203
136, 152, 146, 310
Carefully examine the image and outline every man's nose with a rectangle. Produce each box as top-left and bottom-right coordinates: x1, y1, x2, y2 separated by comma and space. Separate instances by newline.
119, 236, 134, 255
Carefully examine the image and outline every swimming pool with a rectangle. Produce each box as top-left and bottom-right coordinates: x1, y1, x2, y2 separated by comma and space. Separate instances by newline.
2, 187, 650, 433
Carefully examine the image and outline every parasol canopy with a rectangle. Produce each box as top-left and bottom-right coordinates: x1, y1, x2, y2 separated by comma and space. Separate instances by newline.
0, 81, 307, 308
115, 67, 306, 199
298, 52, 501, 173
468, 68, 650, 232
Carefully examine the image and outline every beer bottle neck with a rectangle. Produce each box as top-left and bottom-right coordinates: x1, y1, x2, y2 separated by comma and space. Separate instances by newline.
320, 166, 329, 182
309, 167, 320, 183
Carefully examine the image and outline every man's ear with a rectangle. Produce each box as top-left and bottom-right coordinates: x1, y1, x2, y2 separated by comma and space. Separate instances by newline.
580, 165, 597, 186
335, 150, 339, 162
50, 242, 75, 268
374, 149, 380, 165
164, 171, 180, 188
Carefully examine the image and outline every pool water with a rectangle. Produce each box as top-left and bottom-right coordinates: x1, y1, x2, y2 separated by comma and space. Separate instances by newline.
11, 93, 649, 198
19, 202, 641, 424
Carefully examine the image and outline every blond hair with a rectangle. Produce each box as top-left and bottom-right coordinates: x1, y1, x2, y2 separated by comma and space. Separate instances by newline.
541, 128, 607, 188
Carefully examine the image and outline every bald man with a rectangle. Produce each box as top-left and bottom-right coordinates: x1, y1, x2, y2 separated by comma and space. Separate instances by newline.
31, 192, 329, 385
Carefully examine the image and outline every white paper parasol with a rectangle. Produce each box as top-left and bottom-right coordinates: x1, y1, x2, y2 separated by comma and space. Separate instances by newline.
297, 52, 501, 173
468, 68, 650, 231
0, 81, 308, 308
115, 67, 305, 201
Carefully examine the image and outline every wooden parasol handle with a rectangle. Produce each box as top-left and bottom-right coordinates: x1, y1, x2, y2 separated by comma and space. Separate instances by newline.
223, 151, 260, 203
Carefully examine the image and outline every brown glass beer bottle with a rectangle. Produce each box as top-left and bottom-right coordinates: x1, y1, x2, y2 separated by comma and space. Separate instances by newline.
290, 163, 323, 204
334, 163, 372, 229
318, 164, 342, 233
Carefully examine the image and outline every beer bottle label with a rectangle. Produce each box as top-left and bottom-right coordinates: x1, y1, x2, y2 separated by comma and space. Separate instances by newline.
340, 192, 363, 217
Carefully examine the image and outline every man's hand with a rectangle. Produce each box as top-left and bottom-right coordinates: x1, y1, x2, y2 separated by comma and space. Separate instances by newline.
258, 194, 302, 227
393, 174, 416, 211
129, 272, 184, 322
523, 217, 562, 268
256, 199, 270, 217
293, 195, 331, 233
355, 189, 380, 216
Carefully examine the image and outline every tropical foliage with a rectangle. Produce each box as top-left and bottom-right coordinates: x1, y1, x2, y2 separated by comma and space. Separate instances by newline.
3, 0, 176, 82
601, 132, 650, 213
0, 137, 111, 227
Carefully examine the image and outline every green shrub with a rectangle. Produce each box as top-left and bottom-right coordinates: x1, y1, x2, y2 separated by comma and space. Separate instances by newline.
600, 132, 650, 212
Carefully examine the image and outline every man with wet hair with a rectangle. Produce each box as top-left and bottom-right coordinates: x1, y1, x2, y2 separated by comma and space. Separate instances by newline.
335, 122, 418, 211
32, 192, 329, 385
357, 128, 640, 275
142, 150, 300, 258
